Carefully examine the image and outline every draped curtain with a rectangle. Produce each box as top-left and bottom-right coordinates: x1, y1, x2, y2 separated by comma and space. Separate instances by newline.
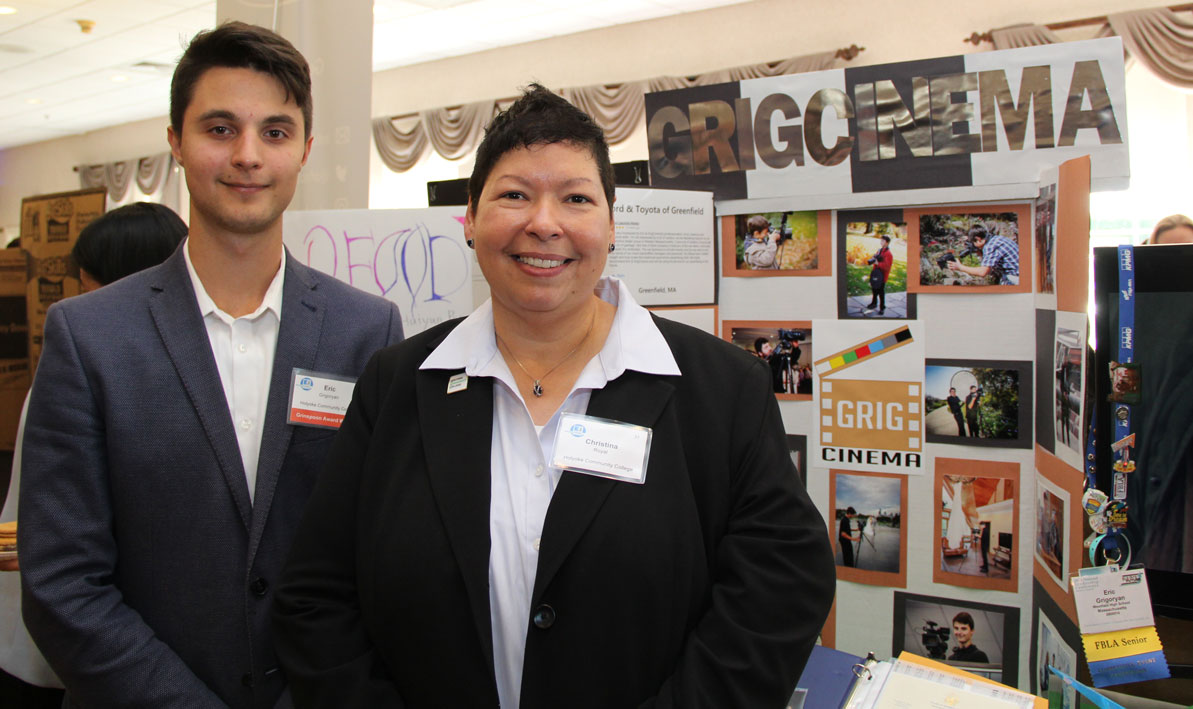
78, 153, 179, 212
990, 6, 1193, 89
373, 50, 840, 173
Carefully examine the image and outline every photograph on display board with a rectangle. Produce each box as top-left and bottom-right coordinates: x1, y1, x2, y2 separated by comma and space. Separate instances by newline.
830, 470, 907, 587
924, 359, 1032, 449
1053, 312, 1088, 469
835, 209, 916, 320
933, 458, 1019, 593
1035, 183, 1058, 296
722, 320, 813, 400
787, 434, 807, 485
892, 591, 1019, 686
1035, 473, 1070, 589
719, 211, 832, 277
906, 205, 1031, 294
1036, 609, 1078, 709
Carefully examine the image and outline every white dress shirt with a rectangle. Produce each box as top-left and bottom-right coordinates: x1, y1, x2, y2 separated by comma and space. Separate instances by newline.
183, 240, 284, 504
420, 277, 680, 709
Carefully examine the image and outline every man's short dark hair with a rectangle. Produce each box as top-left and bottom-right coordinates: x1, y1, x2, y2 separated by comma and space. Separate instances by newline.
952, 611, 975, 629
880, 235, 891, 244
72, 203, 186, 286
746, 215, 771, 235
468, 83, 614, 215
968, 225, 989, 242
754, 337, 769, 354
171, 21, 313, 139
846, 506, 857, 515
949, 387, 956, 393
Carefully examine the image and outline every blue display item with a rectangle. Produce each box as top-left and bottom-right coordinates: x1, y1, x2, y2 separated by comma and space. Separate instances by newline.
792, 645, 865, 709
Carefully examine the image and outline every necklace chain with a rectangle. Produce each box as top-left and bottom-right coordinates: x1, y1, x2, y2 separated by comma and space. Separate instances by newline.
496, 311, 596, 398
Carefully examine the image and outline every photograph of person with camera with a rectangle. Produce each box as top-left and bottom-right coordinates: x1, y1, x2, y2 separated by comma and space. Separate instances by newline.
895, 593, 1014, 684
732, 211, 820, 272
726, 322, 813, 399
842, 219, 910, 318
913, 210, 1025, 290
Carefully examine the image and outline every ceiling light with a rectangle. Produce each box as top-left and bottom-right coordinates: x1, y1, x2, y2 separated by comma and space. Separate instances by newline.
26, 98, 42, 105
0, 7, 17, 15
110, 74, 128, 82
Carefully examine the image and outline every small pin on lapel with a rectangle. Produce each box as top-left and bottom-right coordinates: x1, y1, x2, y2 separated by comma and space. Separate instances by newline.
447, 372, 468, 394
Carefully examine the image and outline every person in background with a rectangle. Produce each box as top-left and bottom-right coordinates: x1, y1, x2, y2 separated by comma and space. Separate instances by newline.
1145, 214, 1193, 244
18, 22, 402, 708
742, 214, 779, 269
72, 202, 187, 292
1, 202, 186, 706
272, 83, 833, 709
839, 506, 860, 568
965, 385, 981, 438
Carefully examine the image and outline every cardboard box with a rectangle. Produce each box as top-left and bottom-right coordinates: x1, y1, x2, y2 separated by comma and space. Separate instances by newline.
0, 249, 29, 450
20, 188, 104, 379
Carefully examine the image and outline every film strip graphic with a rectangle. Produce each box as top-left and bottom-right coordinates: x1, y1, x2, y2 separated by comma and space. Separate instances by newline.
814, 325, 914, 379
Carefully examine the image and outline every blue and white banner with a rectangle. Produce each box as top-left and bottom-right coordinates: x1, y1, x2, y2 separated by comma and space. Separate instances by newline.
645, 38, 1128, 211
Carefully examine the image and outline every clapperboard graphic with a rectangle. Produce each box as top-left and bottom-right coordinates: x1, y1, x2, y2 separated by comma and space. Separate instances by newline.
813, 322, 926, 473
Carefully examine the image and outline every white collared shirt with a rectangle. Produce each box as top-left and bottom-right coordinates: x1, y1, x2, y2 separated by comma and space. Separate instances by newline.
420, 277, 680, 709
183, 239, 285, 504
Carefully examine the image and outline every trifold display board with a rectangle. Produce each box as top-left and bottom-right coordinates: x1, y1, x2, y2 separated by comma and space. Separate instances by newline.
646, 37, 1126, 698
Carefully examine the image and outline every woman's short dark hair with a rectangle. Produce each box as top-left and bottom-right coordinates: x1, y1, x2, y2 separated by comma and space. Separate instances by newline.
468, 83, 614, 214
72, 203, 187, 286
171, 21, 313, 139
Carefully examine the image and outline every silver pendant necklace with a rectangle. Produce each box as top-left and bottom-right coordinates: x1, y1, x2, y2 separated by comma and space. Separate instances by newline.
496, 311, 596, 398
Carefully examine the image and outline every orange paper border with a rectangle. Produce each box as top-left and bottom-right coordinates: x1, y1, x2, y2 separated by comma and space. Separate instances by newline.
932, 458, 1020, 594
720, 211, 832, 277
829, 469, 909, 588
721, 319, 812, 401
906, 203, 1032, 294
1055, 156, 1091, 313
1033, 445, 1086, 624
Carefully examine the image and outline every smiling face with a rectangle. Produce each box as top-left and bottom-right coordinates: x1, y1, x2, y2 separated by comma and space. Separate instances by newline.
466, 141, 614, 323
953, 621, 974, 646
167, 66, 312, 242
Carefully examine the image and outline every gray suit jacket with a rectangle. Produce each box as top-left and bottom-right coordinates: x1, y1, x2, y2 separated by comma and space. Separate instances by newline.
18, 246, 403, 708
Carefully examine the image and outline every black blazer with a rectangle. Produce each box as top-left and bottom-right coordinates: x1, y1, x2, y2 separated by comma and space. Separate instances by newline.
273, 316, 835, 708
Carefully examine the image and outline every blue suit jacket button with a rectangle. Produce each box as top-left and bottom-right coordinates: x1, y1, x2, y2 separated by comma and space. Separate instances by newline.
532, 604, 556, 629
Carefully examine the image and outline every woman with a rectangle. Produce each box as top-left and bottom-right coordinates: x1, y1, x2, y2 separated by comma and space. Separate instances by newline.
272, 85, 834, 708
1145, 214, 1193, 244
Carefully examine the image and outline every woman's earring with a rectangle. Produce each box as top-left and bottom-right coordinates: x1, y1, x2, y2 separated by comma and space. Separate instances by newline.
608, 243, 616, 253
466, 239, 475, 249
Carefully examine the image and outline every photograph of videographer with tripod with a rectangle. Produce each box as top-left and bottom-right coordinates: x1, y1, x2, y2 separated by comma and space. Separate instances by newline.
724, 321, 813, 400
725, 210, 829, 276
907, 206, 1031, 294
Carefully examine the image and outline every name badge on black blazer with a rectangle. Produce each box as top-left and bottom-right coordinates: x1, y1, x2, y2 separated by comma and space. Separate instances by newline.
551, 413, 652, 484
288, 368, 355, 429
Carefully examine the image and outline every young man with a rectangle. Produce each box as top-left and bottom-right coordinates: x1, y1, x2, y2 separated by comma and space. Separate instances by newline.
864, 235, 893, 314
948, 224, 1020, 285
839, 507, 860, 567
19, 22, 403, 707
948, 612, 990, 663
965, 385, 981, 437
946, 387, 965, 436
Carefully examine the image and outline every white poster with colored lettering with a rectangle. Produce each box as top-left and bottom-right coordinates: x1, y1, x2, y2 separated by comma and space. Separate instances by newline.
812, 320, 926, 474
283, 207, 472, 336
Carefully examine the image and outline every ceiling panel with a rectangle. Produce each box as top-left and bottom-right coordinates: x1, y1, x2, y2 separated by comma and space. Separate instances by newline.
0, 0, 748, 150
